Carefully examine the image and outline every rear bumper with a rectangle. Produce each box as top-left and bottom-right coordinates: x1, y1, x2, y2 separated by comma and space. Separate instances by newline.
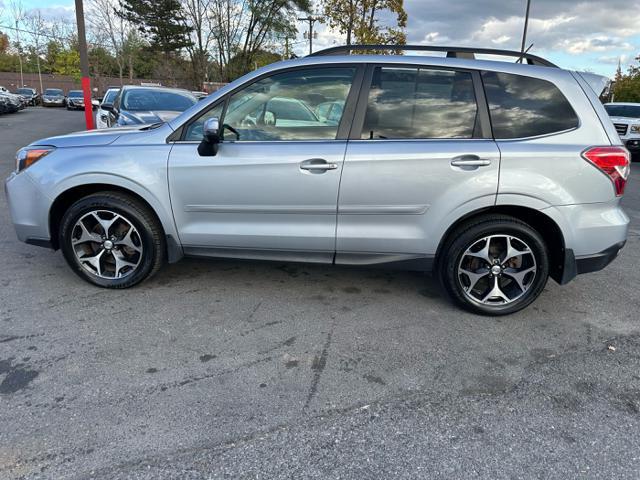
576, 241, 626, 274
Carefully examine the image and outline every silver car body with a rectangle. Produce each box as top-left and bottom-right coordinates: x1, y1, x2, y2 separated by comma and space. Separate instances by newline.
5, 54, 629, 282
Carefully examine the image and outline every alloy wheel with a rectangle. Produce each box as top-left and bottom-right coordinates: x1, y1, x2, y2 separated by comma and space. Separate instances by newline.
70, 210, 143, 279
457, 234, 537, 306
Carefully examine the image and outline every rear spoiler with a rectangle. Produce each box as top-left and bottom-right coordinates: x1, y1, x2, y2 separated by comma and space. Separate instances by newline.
574, 71, 611, 98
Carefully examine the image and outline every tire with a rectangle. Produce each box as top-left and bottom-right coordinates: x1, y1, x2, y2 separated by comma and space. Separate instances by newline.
59, 192, 165, 288
439, 215, 549, 316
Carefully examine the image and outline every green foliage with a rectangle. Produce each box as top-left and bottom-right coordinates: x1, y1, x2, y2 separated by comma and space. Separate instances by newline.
117, 0, 193, 54
322, 0, 407, 45
613, 57, 640, 102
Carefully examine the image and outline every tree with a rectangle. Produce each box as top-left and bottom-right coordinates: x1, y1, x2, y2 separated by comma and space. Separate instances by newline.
87, 0, 136, 85
181, 0, 215, 89
612, 56, 640, 103
210, 0, 311, 81
117, 0, 193, 54
322, 0, 407, 46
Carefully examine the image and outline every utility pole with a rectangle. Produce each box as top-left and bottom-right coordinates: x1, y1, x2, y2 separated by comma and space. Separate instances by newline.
74, 0, 95, 129
520, 0, 532, 57
15, 20, 24, 87
297, 15, 321, 55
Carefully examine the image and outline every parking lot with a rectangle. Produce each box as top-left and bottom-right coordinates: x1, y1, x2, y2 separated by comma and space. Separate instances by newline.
1, 107, 640, 479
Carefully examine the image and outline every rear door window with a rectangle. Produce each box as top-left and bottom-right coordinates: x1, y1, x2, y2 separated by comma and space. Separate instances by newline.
482, 71, 579, 139
360, 67, 480, 139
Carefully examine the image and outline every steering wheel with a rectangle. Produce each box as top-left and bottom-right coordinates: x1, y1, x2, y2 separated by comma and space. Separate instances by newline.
240, 117, 256, 128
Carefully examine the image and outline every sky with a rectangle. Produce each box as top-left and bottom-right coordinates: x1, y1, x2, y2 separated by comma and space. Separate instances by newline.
1, 0, 639, 78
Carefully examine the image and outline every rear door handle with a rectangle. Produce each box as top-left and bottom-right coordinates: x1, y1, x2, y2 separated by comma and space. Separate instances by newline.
300, 159, 338, 172
450, 155, 491, 167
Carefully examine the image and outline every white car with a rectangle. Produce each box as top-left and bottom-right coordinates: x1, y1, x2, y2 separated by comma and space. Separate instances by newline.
95, 88, 120, 129
604, 102, 640, 160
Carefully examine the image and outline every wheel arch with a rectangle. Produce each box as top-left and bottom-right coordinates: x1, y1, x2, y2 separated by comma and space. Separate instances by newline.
434, 205, 567, 284
49, 183, 183, 262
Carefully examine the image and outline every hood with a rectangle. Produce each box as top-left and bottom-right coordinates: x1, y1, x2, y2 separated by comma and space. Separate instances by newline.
29, 125, 159, 148
609, 116, 640, 124
120, 110, 182, 125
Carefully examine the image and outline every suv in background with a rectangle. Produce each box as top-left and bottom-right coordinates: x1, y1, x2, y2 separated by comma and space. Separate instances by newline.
15, 87, 40, 106
42, 88, 66, 107
5, 45, 630, 315
604, 102, 640, 161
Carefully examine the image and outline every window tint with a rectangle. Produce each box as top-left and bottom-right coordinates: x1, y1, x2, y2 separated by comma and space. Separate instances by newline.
482, 71, 579, 138
361, 67, 479, 139
222, 67, 355, 141
604, 104, 640, 118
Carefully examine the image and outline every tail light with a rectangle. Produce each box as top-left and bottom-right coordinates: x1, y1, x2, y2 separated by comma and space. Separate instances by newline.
582, 146, 631, 196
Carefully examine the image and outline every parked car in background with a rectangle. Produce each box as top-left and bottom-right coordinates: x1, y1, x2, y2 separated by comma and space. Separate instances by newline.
604, 102, 640, 161
103, 86, 197, 127
4, 45, 630, 315
192, 91, 209, 100
15, 87, 40, 106
66, 90, 88, 110
95, 88, 120, 129
0, 91, 21, 113
42, 88, 66, 107
0, 93, 12, 114
0, 86, 26, 110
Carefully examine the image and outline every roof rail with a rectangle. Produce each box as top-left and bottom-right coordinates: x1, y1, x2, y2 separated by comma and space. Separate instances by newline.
308, 44, 558, 68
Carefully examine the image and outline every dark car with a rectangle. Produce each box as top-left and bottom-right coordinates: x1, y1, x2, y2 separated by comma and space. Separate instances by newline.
0, 92, 20, 113
42, 88, 66, 107
15, 87, 40, 106
104, 86, 197, 127
66, 90, 88, 110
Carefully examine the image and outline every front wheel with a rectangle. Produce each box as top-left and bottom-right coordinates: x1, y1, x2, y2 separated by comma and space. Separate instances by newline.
439, 215, 549, 315
59, 192, 165, 288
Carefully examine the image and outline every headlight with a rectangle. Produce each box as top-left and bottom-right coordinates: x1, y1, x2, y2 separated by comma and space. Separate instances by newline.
15, 146, 55, 172
631, 125, 640, 134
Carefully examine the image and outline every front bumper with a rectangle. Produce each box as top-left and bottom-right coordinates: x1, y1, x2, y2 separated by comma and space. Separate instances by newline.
4, 171, 52, 246
625, 138, 640, 152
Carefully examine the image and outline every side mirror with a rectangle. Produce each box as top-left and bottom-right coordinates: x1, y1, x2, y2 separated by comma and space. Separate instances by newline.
101, 103, 114, 113
198, 116, 221, 156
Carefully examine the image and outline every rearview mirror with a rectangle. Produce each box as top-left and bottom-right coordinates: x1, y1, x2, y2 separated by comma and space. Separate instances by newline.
198, 117, 221, 156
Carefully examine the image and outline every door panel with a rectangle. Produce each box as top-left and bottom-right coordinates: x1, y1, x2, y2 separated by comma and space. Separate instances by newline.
336, 140, 501, 258
169, 141, 346, 259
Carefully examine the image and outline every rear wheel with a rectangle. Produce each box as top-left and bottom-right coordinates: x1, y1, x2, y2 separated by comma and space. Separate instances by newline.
59, 192, 165, 288
439, 215, 549, 315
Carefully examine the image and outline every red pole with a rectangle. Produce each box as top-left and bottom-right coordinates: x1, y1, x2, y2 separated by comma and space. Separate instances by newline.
75, 0, 95, 130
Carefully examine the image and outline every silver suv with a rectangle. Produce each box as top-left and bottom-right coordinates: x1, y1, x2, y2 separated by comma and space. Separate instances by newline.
4, 46, 631, 315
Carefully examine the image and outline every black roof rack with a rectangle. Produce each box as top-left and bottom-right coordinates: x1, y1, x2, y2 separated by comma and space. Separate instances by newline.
308, 44, 558, 68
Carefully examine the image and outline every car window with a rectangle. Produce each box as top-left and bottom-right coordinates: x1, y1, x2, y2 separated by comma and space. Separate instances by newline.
221, 67, 355, 141
68, 91, 83, 98
360, 67, 479, 140
604, 104, 640, 118
183, 102, 224, 141
122, 89, 196, 112
45, 89, 63, 95
102, 90, 119, 104
482, 71, 579, 139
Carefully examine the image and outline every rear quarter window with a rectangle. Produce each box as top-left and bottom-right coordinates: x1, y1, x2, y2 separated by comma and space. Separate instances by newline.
482, 71, 579, 139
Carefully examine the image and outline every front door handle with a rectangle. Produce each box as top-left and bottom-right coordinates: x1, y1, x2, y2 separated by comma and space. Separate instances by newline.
450, 155, 491, 167
300, 159, 338, 172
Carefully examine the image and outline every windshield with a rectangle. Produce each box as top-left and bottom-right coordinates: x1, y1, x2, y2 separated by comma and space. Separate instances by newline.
68, 91, 83, 98
605, 104, 640, 118
17, 88, 33, 95
45, 89, 63, 96
121, 89, 196, 112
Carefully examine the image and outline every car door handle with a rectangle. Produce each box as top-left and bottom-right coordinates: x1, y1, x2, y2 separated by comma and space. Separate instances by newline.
299, 159, 338, 172
450, 155, 491, 167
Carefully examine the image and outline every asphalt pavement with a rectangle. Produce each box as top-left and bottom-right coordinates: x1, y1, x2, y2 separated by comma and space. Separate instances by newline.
1, 107, 640, 479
